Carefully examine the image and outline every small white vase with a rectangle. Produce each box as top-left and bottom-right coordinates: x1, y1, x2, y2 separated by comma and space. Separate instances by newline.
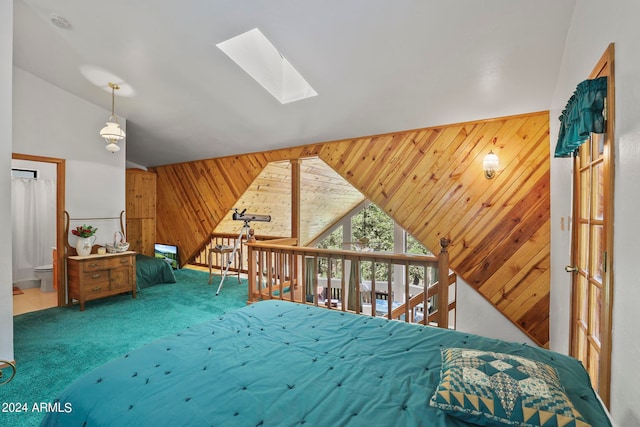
75, 236, 95, 256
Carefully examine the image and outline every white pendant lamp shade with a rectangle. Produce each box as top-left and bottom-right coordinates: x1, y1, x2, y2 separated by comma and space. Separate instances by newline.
100, 82, 125, 152
100, 119, 126, 142
105, 142, 121, 153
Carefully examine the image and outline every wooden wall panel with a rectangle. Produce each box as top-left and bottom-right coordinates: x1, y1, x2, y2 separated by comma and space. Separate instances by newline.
213, 159, 365, 244
153, 145, 324, 261
317, 112, 550, 346
152, 111, 550, 346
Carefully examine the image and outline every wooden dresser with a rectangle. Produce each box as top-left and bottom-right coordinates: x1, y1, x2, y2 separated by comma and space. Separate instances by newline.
67, 251, 137, 311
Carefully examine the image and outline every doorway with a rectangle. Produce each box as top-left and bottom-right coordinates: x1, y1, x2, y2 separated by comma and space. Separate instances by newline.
12, 154, 66, 312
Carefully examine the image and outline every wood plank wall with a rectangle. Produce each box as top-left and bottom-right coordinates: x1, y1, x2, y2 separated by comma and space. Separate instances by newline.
153, 145, 321, 259
212, 158, 366, 244
151, 111, 550, 347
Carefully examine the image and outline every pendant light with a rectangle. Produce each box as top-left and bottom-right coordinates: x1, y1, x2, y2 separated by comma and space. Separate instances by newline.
100, 82, 125, 153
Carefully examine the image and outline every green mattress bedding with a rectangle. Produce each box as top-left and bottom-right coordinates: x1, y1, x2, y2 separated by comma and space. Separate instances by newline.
135, 254, 176, 290
41, 300, 610, 427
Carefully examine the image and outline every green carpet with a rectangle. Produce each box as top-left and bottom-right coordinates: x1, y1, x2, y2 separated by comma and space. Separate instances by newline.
2, 268, 247, 427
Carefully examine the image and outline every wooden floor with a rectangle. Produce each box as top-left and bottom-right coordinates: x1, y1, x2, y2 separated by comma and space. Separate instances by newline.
13, 287, 58, 316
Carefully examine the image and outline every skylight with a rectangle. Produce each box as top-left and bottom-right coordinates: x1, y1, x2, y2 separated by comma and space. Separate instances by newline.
217, 28, 317, 104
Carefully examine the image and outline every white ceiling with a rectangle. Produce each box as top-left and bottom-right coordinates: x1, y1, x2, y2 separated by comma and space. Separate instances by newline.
13, 0, 576, 167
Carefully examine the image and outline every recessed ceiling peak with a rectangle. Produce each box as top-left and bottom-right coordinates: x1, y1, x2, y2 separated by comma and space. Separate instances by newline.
217, 28, 317, 104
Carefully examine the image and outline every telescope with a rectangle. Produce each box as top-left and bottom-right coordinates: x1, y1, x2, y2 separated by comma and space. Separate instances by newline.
232, 208, 271, 223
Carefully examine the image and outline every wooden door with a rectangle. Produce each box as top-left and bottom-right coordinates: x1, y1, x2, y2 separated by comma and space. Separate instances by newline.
126, 169, 156, 218
568, 44, 614, 407
126, 218, 155, 256
126, 169, 157, 256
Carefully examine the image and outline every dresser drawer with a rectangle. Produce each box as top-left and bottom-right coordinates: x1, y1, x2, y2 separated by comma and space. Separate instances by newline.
105, 256, 133, 269
80, 270, 110, 297
80, 270, 110, 285
82, 280, 110, 297
82, 259, 109, 272
80, 255, 133, 271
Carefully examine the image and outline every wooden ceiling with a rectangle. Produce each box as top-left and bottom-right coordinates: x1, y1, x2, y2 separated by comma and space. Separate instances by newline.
213, 158, 365, 244
152, 111, 550, 346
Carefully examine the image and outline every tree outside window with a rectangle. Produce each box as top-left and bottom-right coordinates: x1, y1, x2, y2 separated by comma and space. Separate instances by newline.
406, 233, 433, 287
316, 202, 433, 284
316, 226, 343, 278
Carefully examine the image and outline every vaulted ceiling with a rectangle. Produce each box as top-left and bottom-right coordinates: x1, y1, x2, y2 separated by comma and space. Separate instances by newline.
13, 0, 575, 167
213, 158, 365, 244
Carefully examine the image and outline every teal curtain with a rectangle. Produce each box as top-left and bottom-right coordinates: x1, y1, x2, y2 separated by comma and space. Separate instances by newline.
305, 257, 315, 303
555, 77, 607, 158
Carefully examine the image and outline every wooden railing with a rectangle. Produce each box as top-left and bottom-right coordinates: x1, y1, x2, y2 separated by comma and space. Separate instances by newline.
247, 238, 456, 329
387, 272, 457, 327
193, 232, 285, 274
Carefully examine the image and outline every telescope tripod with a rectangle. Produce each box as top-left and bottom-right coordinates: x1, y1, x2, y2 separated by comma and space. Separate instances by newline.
216, 220, 251, 296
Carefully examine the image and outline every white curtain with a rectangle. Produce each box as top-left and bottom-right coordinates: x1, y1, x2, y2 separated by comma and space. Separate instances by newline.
12, 178, 56, 283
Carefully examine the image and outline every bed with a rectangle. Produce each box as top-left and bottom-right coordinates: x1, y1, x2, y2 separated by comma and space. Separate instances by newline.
135, 253, 176, 290
42, 300, 611, 427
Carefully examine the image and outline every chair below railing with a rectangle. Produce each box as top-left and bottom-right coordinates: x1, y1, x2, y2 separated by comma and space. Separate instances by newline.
247, 238, 456, 329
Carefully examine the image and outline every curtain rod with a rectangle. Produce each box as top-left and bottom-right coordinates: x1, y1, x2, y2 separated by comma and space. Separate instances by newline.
67, 216, 121, 221
64, 210, 125, 221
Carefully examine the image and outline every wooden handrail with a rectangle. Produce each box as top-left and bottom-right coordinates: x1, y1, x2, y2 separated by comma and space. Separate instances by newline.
246, 237, 456, 329
388, 286, 434, 321
388, 272, 457, 324
248, 240, 440, 263
438, 238, 450, 328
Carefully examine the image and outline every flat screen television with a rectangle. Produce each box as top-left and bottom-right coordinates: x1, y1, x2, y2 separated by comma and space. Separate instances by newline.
154, 243, 179, 269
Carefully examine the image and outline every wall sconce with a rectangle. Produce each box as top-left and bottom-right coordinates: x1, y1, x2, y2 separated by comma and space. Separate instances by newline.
99, 82, 126, 153
483, 150, 499, 179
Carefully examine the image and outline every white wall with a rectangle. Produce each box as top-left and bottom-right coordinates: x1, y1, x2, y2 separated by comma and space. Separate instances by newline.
12, 67, 127, 247
3, 67, 127, 363
0, 0, 14, 362
550, 0, 640, 425
456, 279, 537, 346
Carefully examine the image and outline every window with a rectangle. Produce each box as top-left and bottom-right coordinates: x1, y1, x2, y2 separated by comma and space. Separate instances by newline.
317, 226, 344, 279
316, 202, 434, 284
406, 233, 433, 287
12, 168, 37, 179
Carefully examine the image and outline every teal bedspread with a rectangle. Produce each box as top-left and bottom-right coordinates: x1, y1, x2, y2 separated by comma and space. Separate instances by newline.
135, 254, 176, 290
41, 300, 610, 427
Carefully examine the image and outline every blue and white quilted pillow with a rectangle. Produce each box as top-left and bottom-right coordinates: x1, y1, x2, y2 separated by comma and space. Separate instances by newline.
429, 348, 591, 427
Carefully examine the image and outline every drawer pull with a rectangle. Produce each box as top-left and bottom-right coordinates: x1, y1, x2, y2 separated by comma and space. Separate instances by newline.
120, 259, 129, 264
89, 263, 98, 268
92, 286, 102, 291
92, 274, 101, 279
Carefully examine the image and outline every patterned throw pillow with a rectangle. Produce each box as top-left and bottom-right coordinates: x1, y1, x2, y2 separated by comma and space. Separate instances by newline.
429, 348, 591, 427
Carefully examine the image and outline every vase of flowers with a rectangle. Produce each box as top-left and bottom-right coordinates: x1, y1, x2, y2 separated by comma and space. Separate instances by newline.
72, 224, 98, 256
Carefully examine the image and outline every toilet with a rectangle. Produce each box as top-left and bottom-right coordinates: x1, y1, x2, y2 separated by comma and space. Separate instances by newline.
34, 264, 54, 292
